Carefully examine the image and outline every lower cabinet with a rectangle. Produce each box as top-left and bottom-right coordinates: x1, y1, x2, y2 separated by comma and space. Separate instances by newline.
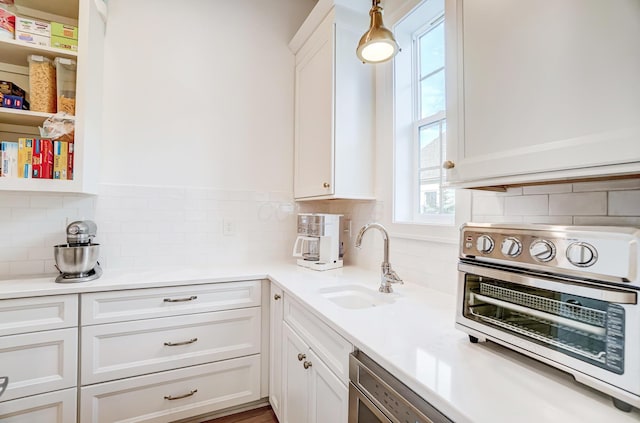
282, 323, 348, 423
276, 290, 352, 423
0, 388, 77, 423
269, 284, 284, 421
80, 355, 261, 423
79, 280, 264, 423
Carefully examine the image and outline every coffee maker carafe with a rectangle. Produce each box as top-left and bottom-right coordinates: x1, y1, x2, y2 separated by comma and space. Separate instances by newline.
293, 213, 343, 271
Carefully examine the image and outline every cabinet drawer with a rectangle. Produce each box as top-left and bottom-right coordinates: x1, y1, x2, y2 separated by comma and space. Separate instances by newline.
0, 388, 77, 423
81, 280, 262, 325
0, 295, 77, 337
81, 307, 261, 384
284, 297, 352, 384
80, 355, 261, 423
0, 328, 77, 402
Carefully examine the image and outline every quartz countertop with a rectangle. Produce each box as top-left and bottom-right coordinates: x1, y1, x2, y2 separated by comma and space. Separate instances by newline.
1, 264, 638, 422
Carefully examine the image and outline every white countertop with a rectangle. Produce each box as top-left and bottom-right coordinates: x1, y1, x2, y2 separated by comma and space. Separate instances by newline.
1, 264, 639, 422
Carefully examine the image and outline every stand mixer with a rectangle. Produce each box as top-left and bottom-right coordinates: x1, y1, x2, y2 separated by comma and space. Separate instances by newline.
54, 220, 102, 283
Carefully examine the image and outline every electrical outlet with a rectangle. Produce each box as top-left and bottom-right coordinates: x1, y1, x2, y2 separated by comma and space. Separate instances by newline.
344, 219, 352, 238
223, 219, 236, 236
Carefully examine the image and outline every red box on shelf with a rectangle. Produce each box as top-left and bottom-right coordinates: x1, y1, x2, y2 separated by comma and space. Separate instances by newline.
32, 139, 53, 179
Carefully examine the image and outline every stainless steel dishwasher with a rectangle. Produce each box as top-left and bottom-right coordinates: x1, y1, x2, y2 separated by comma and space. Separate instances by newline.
349, 351, 452, 423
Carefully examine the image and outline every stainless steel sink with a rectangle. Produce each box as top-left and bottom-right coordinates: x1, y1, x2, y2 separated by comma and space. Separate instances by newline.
319, 284, 396, 309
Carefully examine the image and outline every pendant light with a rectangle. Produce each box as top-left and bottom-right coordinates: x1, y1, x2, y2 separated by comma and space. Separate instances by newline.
356, 0, 400, 64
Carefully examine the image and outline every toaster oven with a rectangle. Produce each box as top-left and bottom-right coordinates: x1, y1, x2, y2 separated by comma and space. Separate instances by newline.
455, 223, 640, 412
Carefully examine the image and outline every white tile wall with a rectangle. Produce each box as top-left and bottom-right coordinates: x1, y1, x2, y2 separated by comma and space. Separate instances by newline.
0, 184, 298, 278
1, 179, 638, 296
302, 179, 640, 295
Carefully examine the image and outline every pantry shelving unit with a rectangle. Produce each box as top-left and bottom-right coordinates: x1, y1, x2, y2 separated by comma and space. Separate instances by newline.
0, 0, 104, 194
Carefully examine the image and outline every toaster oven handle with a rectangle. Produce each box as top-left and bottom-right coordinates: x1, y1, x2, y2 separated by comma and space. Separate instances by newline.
459, 262, 637, 304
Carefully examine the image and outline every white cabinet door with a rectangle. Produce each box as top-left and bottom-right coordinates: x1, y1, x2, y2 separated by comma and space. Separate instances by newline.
445, 0, 640, 188
0, 388, 77, 423
281, 323, 311, 423
81, 280, 261, 325
308, 349, 348, 423
294, 13, 334, 199
0, 295, 77, 337
292, 6, 375, 200
0, 328, 77, 402
269, 285, 284, 421
80, 355, 261, 423
81, 308, 261, 384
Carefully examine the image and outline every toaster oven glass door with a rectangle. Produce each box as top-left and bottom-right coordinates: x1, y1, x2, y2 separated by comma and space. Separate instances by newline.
461, 265, 637, 374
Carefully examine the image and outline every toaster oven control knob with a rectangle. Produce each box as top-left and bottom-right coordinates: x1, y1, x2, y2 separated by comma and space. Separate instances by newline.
500, 237, 522, 257
530, 240, 555, 262
476, 235, 495, 254
566, 242, 598, 267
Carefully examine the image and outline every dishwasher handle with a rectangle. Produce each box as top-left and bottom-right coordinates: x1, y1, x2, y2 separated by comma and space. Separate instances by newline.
0, 377, 8, 397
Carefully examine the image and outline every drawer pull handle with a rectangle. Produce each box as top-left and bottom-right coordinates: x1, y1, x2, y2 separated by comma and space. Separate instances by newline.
164, 389, 198, 401
274, 294, 281, 300
297, 353, 306, 361
164, 338, 198, 347
163, 295, 198, 303
303, 361, 313, 369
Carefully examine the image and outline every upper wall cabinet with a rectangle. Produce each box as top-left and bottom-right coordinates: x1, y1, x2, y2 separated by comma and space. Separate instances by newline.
444, 0, 640, 189
0, 0, 105, 194
290, 1, 375, 200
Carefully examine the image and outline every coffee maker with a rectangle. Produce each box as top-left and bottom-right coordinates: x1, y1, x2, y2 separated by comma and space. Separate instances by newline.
292, 213, 343, 271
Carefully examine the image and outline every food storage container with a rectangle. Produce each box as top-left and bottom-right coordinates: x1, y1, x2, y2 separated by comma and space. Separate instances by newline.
27, 55, 56, 113
54, 57, 76, 115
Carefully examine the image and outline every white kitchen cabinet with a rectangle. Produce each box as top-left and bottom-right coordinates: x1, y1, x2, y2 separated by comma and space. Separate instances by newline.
0, 0, 104, 194
0, 388, 77, 423
280, 295, 353, 423
80, 355, 261, 423
444, 0, 640, 189
269, 284, 284, 421
79, 280, 264, 423
282, 323, 349, 423
0, 294, 78, 406
290, 2, 375, 200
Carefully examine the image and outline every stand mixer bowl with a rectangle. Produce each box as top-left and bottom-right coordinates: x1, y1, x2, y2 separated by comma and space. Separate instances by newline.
54, 244, 100, 276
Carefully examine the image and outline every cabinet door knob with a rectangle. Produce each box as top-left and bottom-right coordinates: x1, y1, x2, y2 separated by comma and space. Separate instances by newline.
274, 294, 281, 300
303, 361, 313, 369
323, 182, 330, 188
297, 353, 306, 361
442, 160, 455, 169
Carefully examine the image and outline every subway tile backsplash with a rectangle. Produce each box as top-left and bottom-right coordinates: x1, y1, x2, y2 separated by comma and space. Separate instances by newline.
0, 180, 638, 296
0, 184, 298, 278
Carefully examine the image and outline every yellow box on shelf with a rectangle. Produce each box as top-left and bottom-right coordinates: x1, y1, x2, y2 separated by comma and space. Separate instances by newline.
18, 138, 33, 178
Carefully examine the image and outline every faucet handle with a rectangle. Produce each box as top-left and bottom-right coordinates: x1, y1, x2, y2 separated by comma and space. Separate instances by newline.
384, 268, 403, 284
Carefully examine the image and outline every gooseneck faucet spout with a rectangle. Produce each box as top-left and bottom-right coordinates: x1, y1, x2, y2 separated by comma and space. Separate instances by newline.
355, 222, 403, 293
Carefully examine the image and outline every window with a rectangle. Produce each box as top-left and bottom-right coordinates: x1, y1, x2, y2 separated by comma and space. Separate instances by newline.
393, 0, 456, 226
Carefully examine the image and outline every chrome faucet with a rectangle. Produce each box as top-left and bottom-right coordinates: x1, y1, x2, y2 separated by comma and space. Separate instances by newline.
354, 222, 403, 293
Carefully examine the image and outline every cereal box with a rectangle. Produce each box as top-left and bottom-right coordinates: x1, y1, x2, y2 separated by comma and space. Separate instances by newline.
1, 141, 18, 177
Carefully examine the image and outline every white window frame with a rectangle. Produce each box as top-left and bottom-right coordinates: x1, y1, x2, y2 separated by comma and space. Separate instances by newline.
383, 0, 470, 243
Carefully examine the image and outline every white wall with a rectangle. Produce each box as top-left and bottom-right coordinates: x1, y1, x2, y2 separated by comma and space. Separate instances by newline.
0, 0, 315, 278
101, 0, 315, 192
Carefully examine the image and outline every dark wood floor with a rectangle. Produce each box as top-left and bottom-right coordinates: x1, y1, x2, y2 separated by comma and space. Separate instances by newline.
201, 406, 278, 423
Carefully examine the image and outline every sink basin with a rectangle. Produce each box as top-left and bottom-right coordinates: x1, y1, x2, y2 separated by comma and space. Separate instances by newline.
318, 284, 396, 310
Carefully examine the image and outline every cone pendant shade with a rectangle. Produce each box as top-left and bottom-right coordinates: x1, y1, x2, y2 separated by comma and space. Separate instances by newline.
356, 0, 400, 64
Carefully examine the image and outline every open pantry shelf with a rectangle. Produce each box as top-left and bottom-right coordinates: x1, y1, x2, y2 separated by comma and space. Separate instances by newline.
0, 38, 77, 67
0, 107, 74, 127
0, 177, 80, 192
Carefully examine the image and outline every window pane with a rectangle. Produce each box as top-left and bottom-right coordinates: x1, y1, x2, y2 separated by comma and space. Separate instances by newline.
419, 21, 444, 78
420, 69, 445, 119
419, 124, 440, 169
